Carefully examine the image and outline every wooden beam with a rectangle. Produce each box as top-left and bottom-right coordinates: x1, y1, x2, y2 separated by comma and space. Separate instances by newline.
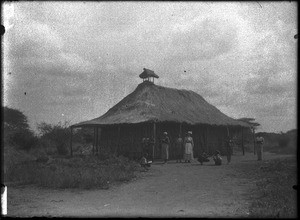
70, 127, 73, 157
130, 129, 134, 159
98, 127, 101, 154
205, 126, 208, 153
114, 126, 121, 156
252, 128, 256, 155
242, 127, 245, 155
153, 122, 156, 161
179, 123, 182, 137
226, 126, 230, 137
96, 127, 99, 153
93, 127, 95, 155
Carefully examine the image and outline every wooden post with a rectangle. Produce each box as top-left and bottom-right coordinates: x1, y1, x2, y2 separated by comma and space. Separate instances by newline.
130, 129, 134, 160
153, 122, 156, 161
97, 127, 101, 154
93, 127, 95, 155
179, 123, 182, 137
205, 126, 208, 153
96, 127, 99, 154
115, 126, 121, 155
252, 128, 256, 155
242, 127, 245, 155
70, 127, 73, 157
226, 126, 230, 137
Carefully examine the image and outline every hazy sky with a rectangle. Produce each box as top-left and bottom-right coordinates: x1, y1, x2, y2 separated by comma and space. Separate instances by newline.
2, 2, 297, 133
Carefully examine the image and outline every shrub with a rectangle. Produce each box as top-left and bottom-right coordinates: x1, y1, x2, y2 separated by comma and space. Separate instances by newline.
73, 127, 94, 144
9, 130, 38, 151
97, 147, 112, 160
37, 121, 70, 155
6, 154, 138, 189
278, 134, 290, 148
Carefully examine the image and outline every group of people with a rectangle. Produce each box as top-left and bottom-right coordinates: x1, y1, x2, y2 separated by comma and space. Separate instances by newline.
198, 138, 234, 166
140, 131, 195, 169
162, 131, 195, 164
140, 131, 265, 169
160, 131, 234, 165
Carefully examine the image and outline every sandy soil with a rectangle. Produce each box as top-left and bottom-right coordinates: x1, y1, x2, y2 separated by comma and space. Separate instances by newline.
7, 152, 293, 217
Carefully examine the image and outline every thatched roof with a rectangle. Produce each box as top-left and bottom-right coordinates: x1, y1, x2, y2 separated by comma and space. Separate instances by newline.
139, 68, 159, 79
73, 81, 248, 128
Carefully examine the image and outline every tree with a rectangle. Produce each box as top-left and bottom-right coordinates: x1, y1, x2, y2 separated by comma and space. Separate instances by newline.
3, 106, 37, 150
37, 121, 71, 155
3, 106, 30, 132
237, 118, 261, 130
237, 118, 261, 155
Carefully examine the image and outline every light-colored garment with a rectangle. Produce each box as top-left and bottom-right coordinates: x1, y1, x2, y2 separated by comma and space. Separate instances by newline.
213, 154, 222, 165
184, 136, 194, 160
140, 157, 147, 165
161, 143, 169, 160
256, 137, 264, 160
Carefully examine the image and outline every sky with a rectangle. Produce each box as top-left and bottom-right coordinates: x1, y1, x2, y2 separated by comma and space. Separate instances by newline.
2, 2, 298, 133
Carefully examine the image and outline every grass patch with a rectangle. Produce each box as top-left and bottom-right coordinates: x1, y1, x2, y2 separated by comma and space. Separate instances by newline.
234, 157, 297, 218
6, 154, 139, 189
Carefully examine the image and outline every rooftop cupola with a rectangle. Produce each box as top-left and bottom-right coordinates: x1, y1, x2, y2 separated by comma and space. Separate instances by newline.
139, 68, 159, 84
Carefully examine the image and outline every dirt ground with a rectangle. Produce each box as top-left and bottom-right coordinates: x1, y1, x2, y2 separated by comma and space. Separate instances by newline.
7, 152, 294, 217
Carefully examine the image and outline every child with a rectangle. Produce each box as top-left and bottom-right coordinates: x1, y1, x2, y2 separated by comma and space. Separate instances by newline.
140, 153, 152, 171
213, 150, 222, 166
197, 152, 210, 165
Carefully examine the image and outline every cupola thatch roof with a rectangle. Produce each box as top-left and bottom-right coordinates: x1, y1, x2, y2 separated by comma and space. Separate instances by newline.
139, 68, 159, 79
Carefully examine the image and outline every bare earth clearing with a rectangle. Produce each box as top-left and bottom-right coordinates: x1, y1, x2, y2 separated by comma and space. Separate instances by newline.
7, 152, 294, 217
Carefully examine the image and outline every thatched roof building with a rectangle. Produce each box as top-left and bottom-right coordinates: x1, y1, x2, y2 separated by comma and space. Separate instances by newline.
71, 69, 249, 159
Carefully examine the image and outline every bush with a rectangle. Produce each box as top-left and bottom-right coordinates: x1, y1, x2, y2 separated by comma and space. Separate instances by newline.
278, 134, 290, 148
97, 147, 112, 160
9, 130, 38, 151
73, 127, 94, 144
6, 154, 138, 189
57, 143, 69, 155
37, 121, 70, 155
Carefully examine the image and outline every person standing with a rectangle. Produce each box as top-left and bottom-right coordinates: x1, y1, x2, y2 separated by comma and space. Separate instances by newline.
148, 136, 155, 161
161, 132, 170, 164
256, 135, 264, 161
175, 134, 184, 163
184, 131, 194, 163
141, 137, 148, 158
226, 138, 234, 164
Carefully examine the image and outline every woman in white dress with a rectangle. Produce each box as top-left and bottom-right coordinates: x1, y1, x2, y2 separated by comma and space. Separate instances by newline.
184, 131, 194, 163
256, 136, 264, 161
161, 132, 170, 164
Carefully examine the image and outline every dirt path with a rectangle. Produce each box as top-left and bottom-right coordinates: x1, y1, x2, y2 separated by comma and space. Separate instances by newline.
7, 152, 293, 217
